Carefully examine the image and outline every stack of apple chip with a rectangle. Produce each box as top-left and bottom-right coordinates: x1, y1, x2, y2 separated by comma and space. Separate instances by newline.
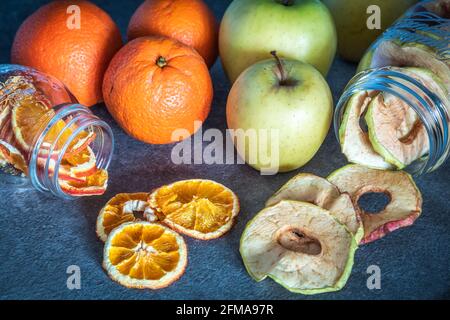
240, 165, 422, 294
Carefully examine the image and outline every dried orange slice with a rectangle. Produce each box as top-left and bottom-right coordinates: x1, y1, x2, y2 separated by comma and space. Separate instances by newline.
38, 146, 97, 182
59, 168, 108, 196
103, 221, 187, 289
11, 98, 61, 151
97, 193, 152, 242
148, 179, 240, 240
11, 97, 96, 155
64, 131, 96, 157
61, 146, 97, 178
0, 140, 28, 175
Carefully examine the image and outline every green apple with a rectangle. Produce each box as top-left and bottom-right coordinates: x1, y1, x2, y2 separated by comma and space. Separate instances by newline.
322, 0, 418, 63
219, 0, 337, 83
226, 52, 333, 174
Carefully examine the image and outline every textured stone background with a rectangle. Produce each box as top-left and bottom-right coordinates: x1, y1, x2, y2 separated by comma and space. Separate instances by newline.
0, 0, 449, 300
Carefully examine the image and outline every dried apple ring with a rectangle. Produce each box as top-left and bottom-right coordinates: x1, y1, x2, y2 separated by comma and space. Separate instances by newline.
240, 200, 357, 294
328, 164, 422, 244
266, 173, 363, 243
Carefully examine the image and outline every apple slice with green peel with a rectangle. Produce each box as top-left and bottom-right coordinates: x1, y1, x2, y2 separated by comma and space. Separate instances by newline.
328, 164, 422, 244
365, 67, 447, 169
266, 173, 363, 243
266, 173, 341, 208
365, 93, 429, 170
240, 200, 357, 294
339, 91, 393, 170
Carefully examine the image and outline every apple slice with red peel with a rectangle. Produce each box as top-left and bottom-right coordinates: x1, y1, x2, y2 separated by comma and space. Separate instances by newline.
266, 173, 363, 243
328, 164, 422, 244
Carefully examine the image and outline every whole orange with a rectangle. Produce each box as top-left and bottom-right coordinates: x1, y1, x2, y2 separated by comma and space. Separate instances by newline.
102, 36, 213, 145
11, 0, 122, 107
127, 0, 218, 68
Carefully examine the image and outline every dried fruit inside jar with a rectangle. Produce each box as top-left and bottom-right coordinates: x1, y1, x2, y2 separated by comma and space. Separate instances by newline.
338, 1, 450, 173
358, 0, 450, 89
0, 65, 113, 198
336, 66, 450, 173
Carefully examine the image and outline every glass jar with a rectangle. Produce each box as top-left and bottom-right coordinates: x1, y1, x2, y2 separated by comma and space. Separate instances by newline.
334, 0, 450, 175
0, 64, 114, 199
335, 67, 449, 175
358, 0, 450, 77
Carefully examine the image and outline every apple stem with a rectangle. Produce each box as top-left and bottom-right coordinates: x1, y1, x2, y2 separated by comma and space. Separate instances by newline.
276, 0, 294, 6
270, 51, 288, 85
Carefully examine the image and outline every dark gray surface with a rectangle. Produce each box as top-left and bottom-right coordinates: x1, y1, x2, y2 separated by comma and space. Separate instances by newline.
0, 0, 449, 300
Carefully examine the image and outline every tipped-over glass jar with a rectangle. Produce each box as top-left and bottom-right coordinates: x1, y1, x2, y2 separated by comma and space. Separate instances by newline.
335, 0, 450, 175
0, 65, 114, 199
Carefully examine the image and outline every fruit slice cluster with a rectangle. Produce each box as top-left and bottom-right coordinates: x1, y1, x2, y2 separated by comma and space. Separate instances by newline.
339, 67, 448, 170
98, 179, 240, 289
0, 75, 107, 196
240, 166, 422, 294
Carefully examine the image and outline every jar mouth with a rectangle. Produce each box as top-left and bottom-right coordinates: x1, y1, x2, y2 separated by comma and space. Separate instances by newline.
28, 104, 114, 199
335, 67, 450, 175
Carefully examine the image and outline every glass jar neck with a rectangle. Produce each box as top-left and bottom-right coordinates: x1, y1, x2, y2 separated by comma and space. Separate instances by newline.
382, 7, 450, 58
335, 67, 450, 175
28, 103, 114, 199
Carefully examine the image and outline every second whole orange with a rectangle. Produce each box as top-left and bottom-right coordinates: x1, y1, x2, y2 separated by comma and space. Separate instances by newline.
102, 36, 213, 145
127, 0, 218, 68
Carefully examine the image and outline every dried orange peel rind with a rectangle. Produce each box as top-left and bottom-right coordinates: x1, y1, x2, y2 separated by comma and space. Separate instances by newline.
103, 221, 188, 289
148, 179, 240, 240
97, 193, 152, 242
0, 140, 28, 175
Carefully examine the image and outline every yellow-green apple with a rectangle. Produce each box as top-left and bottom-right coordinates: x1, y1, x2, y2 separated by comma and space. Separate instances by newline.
219, 0, 337, 84
226, 52, 333, 174
322, 0, 418, 63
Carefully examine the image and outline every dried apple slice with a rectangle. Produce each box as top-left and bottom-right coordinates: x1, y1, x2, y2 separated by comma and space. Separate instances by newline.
365, 68, 447, 169
240, 200, 357, 294
97, 193, 152, 242
266, 173, 363, 242
339, 91, 393, 170
365, 93, 429, 169
328, 164, 422, 244
369, 40, 450, 92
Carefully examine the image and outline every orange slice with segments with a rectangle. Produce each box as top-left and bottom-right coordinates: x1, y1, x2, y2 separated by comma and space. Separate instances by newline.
59, 168, 108, 196
103, 221, 187, 289
97, 193, 152, 242
148, 179, 240, 240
